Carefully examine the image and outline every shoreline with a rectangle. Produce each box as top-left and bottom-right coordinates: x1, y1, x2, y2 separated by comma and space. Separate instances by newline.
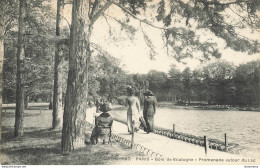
157, 102, 260, 112
110, 104, 260, 159
2, 102, 260, 112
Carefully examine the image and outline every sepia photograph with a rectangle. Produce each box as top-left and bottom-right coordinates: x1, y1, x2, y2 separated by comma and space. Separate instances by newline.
0, 0, 259, 166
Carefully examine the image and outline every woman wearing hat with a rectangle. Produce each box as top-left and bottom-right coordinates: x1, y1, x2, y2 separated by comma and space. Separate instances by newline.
90, 102, 113, 144
126, 86, 141, 134
143, 90, 157, 133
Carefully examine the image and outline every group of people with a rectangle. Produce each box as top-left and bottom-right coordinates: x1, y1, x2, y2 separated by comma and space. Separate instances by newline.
126, 86, 157, 134
90, 86, 157, 145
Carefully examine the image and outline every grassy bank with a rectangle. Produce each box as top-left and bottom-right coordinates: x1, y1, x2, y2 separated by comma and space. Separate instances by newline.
1, 107, 144, 165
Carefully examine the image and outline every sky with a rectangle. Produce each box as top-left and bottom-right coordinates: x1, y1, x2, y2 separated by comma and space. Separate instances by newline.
55, 1, 260, 74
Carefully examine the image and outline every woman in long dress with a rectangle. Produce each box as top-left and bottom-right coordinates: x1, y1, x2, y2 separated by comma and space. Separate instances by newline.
143, 90, 156, 133
126, 87, 141, 134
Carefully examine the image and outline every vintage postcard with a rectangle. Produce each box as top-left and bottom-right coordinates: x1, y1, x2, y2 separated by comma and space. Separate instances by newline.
1, 0, 259, 167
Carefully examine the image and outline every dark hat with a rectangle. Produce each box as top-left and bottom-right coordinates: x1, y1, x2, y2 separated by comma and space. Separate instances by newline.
126, 86, 135, 95
99, 102, 112, 112
144, 90, 153, 96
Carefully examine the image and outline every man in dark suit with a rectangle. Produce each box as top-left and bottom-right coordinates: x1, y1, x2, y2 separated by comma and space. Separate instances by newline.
143, 90, 157, 133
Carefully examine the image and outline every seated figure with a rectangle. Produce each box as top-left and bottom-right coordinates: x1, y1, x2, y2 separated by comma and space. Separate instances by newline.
90, 102, 113, 145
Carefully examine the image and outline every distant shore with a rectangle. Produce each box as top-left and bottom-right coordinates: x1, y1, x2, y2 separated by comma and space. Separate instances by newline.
157, 102, 260, 112
2, 102, 260, 112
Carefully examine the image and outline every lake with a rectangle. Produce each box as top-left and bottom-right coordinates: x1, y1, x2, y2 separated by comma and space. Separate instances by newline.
153, 107, 260, 158
112, 105, 260, 159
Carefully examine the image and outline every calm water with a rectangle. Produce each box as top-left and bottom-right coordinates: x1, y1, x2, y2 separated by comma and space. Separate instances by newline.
154, 107, 260, 158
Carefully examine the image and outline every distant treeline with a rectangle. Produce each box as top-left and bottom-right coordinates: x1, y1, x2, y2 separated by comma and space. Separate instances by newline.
139, 60, 260, 106
3, 46, 259, 106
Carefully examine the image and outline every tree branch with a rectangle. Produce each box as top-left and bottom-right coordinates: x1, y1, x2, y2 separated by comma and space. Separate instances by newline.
139, 22, 157, 59
103, 13, 137, 40
205, 7, 253, 41
62, 16, 71, 28
102, 14, 112, 29
90, 43, 107, 56
112, 1, 186, 36
112, 2, 170, 30
91, 0, 113, 24
196, 0, 250, 6
90, 0, 100, 18
88, 0, 92, 17
228, 6, 252, 27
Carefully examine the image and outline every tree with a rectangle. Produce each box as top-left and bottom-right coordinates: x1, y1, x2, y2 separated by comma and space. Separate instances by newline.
3, 0, 56, 138
14, 0, 27, 137
181, 67, 192, 103
203, 60, 235, 104
234, 60, 260, 106
0, 0, 4, 119
167, 65, 182, 102
147, 70, 167, 101
52, 0, 65, 129
2, 0, 19, 104
88, 57, 100, 100
132, 74, 149, 105
61, 0, 93, 152
190, 68, 207, 102
92, 54, 126, 102
61, 0, 260, 152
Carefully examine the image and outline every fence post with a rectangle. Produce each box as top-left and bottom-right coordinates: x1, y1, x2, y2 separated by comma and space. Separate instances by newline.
204, 136, 208, 156
131, 120, 135, 149
224, 133, 228, 151
40, 103, 42, 114
5, 104, 8, 115
172, 124, 175, 134
93, 113, 95, 125
4, 104, 7, 115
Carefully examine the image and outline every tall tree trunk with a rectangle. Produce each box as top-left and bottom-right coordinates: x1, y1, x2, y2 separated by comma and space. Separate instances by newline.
15, 0, 26, 137
0, 0, 4, 138
52, 0, 64, 129
188, 82, 190, 104
24, 94, 29, 109
62, 0, 91, 152
49, 92, 53, 110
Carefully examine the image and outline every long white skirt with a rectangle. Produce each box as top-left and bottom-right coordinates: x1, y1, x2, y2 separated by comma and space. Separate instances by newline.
127, 113, 140, 133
